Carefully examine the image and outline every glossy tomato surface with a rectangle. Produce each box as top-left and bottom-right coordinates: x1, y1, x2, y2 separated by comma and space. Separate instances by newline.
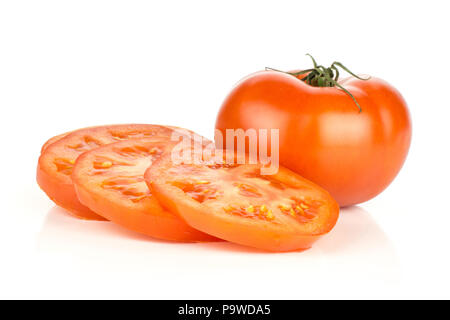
216, 71, 412, 206
72, 137, 218, 242
145, 150, 339, 252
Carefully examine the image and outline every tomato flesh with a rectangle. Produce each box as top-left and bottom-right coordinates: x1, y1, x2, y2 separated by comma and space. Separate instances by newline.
145, 151, 339, 252
72, 137, 218, 242
37, 124, 177, 220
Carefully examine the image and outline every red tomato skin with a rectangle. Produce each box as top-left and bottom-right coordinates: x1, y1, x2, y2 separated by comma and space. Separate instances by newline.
216, 71, 412, 207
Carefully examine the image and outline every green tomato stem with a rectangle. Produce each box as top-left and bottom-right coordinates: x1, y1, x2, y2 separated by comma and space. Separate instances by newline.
266, 54, 371, 112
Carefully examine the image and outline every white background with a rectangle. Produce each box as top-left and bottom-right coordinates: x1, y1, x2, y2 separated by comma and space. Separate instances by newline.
1, 1, 449, 299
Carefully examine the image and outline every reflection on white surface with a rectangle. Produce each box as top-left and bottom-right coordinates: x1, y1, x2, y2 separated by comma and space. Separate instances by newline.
313, 206, 399, 284
36, 205, 398, 299
38, 206, 395, 254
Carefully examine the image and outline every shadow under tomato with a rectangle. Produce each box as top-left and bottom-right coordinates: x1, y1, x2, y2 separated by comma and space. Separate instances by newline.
198, 205, 396, 255
314, 205, 395, 254
37, 206, 205, 246
37, 204, 395, 258
36, 204, 399, 285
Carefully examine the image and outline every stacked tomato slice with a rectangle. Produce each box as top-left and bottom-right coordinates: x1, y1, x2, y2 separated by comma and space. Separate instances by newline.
38, 124, 339, 251
72, 137, 218, 242
37, 124, 176, 220
145, 150, 339, 251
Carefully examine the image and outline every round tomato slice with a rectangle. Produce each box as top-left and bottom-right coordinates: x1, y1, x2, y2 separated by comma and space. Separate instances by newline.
39, 125, 185, 154
145, 151, 339, 252
37, 124, 177, 220
72, 137, 218, 242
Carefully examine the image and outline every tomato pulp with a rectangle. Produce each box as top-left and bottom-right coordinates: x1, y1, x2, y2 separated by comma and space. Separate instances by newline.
37, 124, 177, 220
72, 137, 219, 242
145, 149, 339, 252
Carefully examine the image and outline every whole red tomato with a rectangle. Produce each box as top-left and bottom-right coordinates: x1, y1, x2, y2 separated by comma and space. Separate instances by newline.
215, 58, 412, 207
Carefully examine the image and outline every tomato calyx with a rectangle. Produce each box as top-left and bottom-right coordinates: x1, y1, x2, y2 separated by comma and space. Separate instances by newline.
266, 53, 370, 112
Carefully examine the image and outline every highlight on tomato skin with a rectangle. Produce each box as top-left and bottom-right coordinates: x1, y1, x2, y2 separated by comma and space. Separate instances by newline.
71, 137, 220, 242
145, 149, 340, 252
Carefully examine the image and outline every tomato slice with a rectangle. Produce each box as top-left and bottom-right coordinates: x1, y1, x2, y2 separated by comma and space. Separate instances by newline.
145, 151, 339, 252
72, 137, 218, 242
39, 125, 184, 154
37, 124, 177, 220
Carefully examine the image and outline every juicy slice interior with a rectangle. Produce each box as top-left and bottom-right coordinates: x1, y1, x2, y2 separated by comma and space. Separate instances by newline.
165, 162, 325, 231
72, 137, 219, 242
